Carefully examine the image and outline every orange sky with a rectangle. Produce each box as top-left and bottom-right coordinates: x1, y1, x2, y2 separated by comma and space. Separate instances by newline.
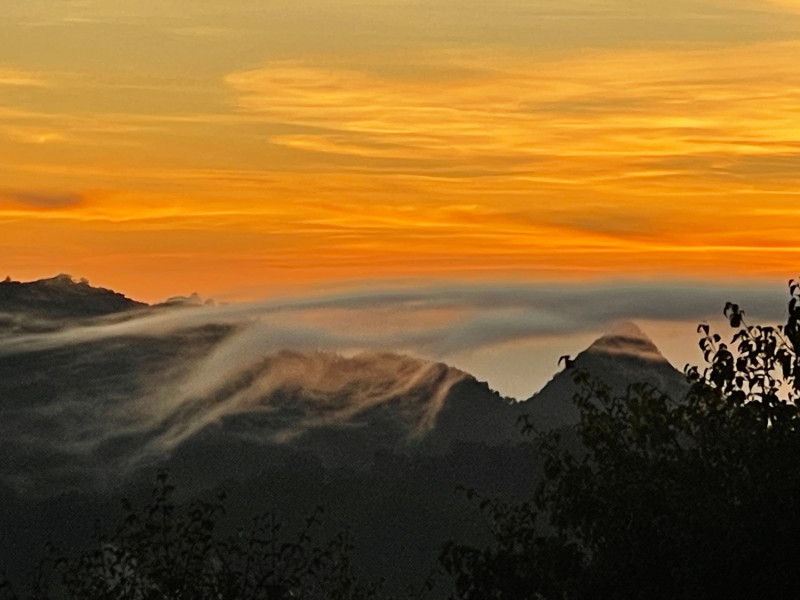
2, 0, 800, 302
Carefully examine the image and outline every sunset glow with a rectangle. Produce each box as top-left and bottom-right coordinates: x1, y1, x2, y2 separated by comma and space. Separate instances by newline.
2, 1, 800, 301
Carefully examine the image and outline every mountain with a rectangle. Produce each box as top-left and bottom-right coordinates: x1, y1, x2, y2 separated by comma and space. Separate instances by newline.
0, 274, 146, 323
0, 324, 528, 590
160, 350, 481, 485
522, 321, 689, 430
0, 288, 687, 498
0, 322, 486, 496
0, 281, 692, 592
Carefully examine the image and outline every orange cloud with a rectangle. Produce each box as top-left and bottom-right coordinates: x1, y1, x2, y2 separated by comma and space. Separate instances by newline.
225, 43, 800, 174
0, 69, 47, 87
0, 189, 83, 210
3, 37, 800, 299
3, 126, 66, 144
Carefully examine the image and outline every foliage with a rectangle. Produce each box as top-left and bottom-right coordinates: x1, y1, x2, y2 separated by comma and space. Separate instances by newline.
439, 495, 583, 600
442, 280, 800, 599
1, 471, 380, 600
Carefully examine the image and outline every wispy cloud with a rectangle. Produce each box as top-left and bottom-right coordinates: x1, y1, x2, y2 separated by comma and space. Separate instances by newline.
0, 69, 48, 87
226, 43, 800, 179
0, 280, 786, 359
0, 189, 84, 209
756, 0, 800, 12
3, 126, 66, 144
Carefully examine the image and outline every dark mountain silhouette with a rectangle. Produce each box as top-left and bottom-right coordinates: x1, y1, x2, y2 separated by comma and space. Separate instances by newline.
421, 376, 524, 450
522, 321, 688, 430
0, 280, 692, 593
0, 289, 687, 498
0, 274, 146, 321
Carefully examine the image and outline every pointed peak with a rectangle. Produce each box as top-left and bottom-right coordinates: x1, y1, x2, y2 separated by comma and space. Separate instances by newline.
607, 320, 648, 339
585, 321, 665, 362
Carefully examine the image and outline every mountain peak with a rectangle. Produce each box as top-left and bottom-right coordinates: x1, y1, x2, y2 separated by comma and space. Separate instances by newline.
585, 321, 665, 363
37, 273, 87, 287
523, 321, 687, 430
0, 274, 146, 318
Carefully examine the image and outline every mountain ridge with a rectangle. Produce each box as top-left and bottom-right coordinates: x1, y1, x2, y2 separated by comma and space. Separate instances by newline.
0, 274, 146, 319
0, 281, 690, 496
0, 282, 694, 593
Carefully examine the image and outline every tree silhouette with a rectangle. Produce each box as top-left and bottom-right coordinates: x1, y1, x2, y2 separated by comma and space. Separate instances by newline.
1, 471, 380, 600
442, 279, 800, 599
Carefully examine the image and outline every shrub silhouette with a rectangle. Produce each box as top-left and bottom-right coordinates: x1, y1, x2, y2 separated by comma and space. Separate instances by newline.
1, 470, 379, 600
442, 279, 800, 599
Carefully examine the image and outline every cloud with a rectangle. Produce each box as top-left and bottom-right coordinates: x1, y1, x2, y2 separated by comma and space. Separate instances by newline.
1, 189, 84, 209
2, 32, 797, 287
0, 69, 47, 87
0, 278, 791, 493
0, 280, 786, 359
749, 0, 800, 12
166, 25, 232, 37
225, 43, 800, 177
3, 126, 67, 145
142, 349, 467, 452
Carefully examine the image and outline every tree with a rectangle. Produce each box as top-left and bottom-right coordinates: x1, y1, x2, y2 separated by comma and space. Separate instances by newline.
442, 280, 800, 599
1, 471, 381, 600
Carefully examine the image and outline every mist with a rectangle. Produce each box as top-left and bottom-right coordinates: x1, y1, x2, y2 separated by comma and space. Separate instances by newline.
0, 279, 787, 402
0, 279, 788, 494
0, 279, 787, 357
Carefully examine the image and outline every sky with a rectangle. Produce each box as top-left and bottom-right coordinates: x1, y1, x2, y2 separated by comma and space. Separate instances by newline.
2, 0, 800, 302
2, 1, 800, 395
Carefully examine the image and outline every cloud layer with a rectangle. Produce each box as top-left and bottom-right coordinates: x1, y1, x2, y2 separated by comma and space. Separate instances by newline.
0, 279, 791, 495
227, 43, 800, 177
1, 279, 787, 365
